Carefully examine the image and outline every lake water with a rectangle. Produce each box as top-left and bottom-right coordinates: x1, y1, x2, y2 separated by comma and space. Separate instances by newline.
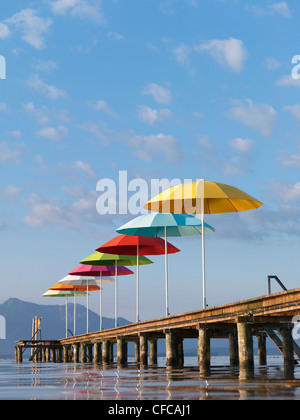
1, 356, 300, 401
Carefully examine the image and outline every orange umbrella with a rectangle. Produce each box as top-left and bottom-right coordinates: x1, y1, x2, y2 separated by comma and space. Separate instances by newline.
50, 282, 100, 291
50, 282, 101, 334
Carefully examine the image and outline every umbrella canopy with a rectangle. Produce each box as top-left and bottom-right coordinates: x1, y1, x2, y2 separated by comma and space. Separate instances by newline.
143, 179, 263, 214
80, 252, 153, 328
49, 282, 100, 291
59, 275, 114, 286
96, 234, 180, 256
144, 179, 263, 309
43, 289, 88, 338
42, 290, 88, 297
68, 265, 133, 331
96, 235, 180, 322
69, 264, 134, 277
116, 213, 214, 237
80, 252, 153, 266
117, 213, 214, 317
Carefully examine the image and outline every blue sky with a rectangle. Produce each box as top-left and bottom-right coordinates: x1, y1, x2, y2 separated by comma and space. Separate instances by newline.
1, 0, 300, 324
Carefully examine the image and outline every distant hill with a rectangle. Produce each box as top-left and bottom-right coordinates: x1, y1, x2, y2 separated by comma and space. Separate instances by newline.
0, 298, 130, 356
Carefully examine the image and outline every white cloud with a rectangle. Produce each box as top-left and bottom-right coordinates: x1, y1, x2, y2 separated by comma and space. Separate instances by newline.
276, 75, 300, 88
141, 83, 172, 104
5, 9, 52, 49
137, 105, 173, 125
88, 99, 118, 118
0, 23, 10, 39
0, 103, 9, 112
263, 57, 281, 71
229, 137, 254, 153
27, 74, 67, 99
23, 190, 99, 229
0, 141, 25, 165
128, 133, 182, 163
72, 160, 96, 178
195, 37, 248, 73
283, 104, 300, 120
173, 43, 192, 66
250, 1, 291, 18
226, 99, 277, 136
32, 59, 58, 72
269, 180, 300, 202
1, 185, 23, 199
36, 125, 68, 141
50, 0, 106, 24
23, 102, 71, 124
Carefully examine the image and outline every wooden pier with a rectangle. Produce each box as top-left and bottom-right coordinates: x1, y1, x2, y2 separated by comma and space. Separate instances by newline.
15, 287, 300, 378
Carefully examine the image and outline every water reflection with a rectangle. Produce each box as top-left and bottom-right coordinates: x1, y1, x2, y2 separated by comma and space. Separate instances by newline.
1, 357, 300, 399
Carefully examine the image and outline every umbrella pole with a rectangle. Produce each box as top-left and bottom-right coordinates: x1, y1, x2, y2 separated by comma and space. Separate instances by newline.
87, 280, 89, 333
100, 272, 102, 331
66, 296, 68, 338
74, 289, 76, 336
115, 261, 118, 328
165, 225, 169, 317
201, 197, 206, 309
137, 244, 139, 323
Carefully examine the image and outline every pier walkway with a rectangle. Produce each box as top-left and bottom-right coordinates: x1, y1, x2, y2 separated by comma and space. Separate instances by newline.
15, 287, 300, 378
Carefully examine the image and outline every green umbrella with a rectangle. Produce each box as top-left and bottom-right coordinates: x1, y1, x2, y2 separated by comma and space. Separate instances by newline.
43, 290, 88, 338
80, 252, 153, 327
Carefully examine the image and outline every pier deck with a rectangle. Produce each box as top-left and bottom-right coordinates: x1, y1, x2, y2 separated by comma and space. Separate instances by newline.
16, 287, 300, 378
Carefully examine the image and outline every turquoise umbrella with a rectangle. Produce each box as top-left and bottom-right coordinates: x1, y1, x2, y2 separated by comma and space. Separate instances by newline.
117, 213, 215, 315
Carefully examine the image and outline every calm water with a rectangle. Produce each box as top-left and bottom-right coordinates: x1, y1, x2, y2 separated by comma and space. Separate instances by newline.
1, 356, 300, 400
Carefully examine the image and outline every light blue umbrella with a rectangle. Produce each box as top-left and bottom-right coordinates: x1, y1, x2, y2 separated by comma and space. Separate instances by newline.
117, 213, 215, 315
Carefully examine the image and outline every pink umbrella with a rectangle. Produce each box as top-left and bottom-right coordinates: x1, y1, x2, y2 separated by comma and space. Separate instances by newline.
69, 264, 133, 331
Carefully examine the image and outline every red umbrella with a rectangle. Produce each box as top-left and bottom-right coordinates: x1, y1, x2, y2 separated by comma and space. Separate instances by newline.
69, 264, 133, 331
96, 235, 180, 322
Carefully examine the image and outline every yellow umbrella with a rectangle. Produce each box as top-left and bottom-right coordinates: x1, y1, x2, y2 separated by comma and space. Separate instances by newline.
144, 179, 263, 308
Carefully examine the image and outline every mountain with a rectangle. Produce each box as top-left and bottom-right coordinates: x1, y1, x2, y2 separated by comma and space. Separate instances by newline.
0, 298, 130, 356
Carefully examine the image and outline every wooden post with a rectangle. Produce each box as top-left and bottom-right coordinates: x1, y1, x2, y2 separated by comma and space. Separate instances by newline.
140, 334, 148, 366
73, 343, 79, 363
229, 329, 239, 366
15, 346, 22, 363
198, 326, 210, 374
63, 345, 69, 363
165, 330, 177, 367
94, 342, 102, 364
80, 342, 86, 363
177, 337, 184, 368
51, 347, 56, 363
102, 340, 110, 364
257, 333, 267, 365
45, 347, 50, 362
135, 341, 140, 363
237, 319, 254, 380
56, 346, 62, 363
109, 342, 114, 363
281, 324, 295, 378
149, 339, 157, 365
87, 345, 93, 363
117, 337, 126, 365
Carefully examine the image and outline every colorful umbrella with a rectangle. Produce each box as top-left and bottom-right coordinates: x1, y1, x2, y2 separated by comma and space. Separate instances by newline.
59, 275, 114, 333
50, 281, 100, 334
144, 179, 263, 308
80, 252, 153, 327
96, 235, 180, 322
43, 289, 88, 338
69, 264, 134, 330
117, 213, 214, 316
